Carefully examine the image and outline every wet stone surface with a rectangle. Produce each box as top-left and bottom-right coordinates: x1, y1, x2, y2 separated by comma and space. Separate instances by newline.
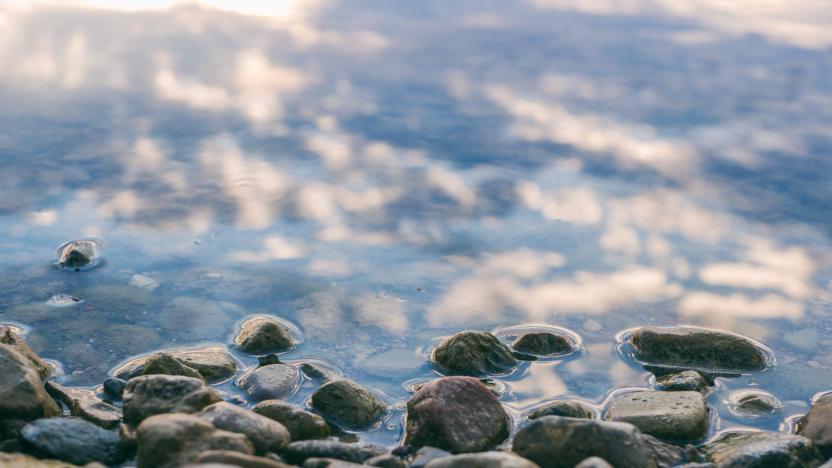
431, 331, 519, 376
20, 417, 125, 466
511, 332, 575, 356
604, 391, 709, 441
309, 379, 387, 430
699, 431, 824, 467
529, 400, 595, 420
729, 390, 781, 417
654, 370, 709, 393
237, 363, 300, 402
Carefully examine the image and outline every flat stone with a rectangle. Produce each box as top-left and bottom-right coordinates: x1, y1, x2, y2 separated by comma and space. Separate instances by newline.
605, 391, 708, 441
798, 393, 832, 455
123, 374, 222, 425
700, 431, 823, 467
237, 364, 299, 402
282, 440, 384, 465
431, 331, 518, 376
0, 344, 60, 420
199, 402, 290, 454
310, 379, 387, 430
252, 400, 330, 440
20, 417, 125, 466
113, 345, 238, 383
424, 451, 540, 467
512, 332, 575, 356
194, 450, 292, 468
45, 382, 121, 429
529, 400, 594, 420
654, 371, 708, 392
234, 315, 299, 355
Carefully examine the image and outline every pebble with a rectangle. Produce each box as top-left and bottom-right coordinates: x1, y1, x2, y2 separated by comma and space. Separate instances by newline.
431, 331, 518, 376
198, 402, 291, 454
123, 374, 222, 425
252, 400, 331, 440
237, 363, 300, 402
20, 417, 125, 466
604, 390, 709, 441
310, 379, 387, 430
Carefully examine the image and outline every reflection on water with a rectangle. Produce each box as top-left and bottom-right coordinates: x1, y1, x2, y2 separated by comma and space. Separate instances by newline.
1, 0, 831, 447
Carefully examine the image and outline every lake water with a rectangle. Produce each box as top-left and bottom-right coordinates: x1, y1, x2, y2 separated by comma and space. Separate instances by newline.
1, 0, 831, 448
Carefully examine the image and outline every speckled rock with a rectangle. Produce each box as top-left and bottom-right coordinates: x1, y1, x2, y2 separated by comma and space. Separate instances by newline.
113, 346, 238, 383
237, 364, 300, 402
45, 382, 121, 429
194, 450, 292, 468
310, 379, 386, 430
798, 393, 832, 455
198, 402, 290, 454
252, 400, 330, 440
282, 440, 385, 465
604, 391, 708, 441
20, 417, 125, 466
529, 400, 594, 420
654, 371, 709, 392
123, 374, 222, 425
431, 331, 518, 376
512, 332, 574, 356
424, 451, 540, 467
404, 377, 509, 453
699, 431, 823, 467
0, 344, 60, 420
234, 315, 299, 354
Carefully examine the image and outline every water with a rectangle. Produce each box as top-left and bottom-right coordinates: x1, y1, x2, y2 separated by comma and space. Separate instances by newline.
1, 0, 831, 448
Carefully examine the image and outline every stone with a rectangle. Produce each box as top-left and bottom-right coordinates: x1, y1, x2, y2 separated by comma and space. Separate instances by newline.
0, 452, 84, 467
512, 416, 675, 468
282, 440, 384, 465
103, 378, 127, 400
300, 362, 338, 381
56, 239, 100, 269
574, 458, 613, 468
234, 315, 299, 354
123, 374, 222, 425
512, 332, 574, 356
798, 393, 832, 455
730, 390, 781, 416
424, 451, 540, 467
142, 352, 205, 380
654, 371, 708, 392
0, 344, 60, 420
411, 447, 452, 468
114, 345, 238, 383
194, 450, 292, 468
199, 402, 290, 454
699, 431, 823, 467
0, 326, 51, 380
366, 453, 407, 467
605, 391, 708, 441
629, 326, 769, 372
309, 379, 387, 430
303, 459, 365, 468
45, 382, 121, 429
237, 364, 300, 402
20, 417, 125, 466
252, 400, 330, 440
431, 331, 518, 376
404, 376, 509, 454
529, 400, 594, 420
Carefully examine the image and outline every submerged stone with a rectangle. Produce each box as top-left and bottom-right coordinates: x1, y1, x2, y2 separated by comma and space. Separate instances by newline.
431, 331, 518, 376
604, 391, 708, 441
122, 374, 222, 425
512, 332, 575, 356
654, 370, 709, 392
234, 315, 299, 355
310, 379, 387, 430
700, 431, 823, 467
798, 393, 832, 455
729, 390, 781, 416
529, 400, 595, 420
20, 417, 125, 466
253, 400, 331, 440
237, 363, 300, 402
56, 239, 101, 270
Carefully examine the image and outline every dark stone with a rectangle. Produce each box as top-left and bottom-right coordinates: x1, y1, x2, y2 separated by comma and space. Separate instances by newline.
604, 391, 708, 441
195, 450, 293, 467
282, 440, 385, 465
237, 364, 299, 402
798, 394, 832, 456
300, 362, 338, 381
424, 451, 540, 467
629, 327, 769, 372
20, 417, 125, 465
529, 400, 594, 420
234, 315, 298, 354
45, 382, 121, 429
0, 344, 60, 420
310, 379, 387, 430
404, 376, 509, 454
512, 332, 574, 356
366, 453, 408, 468
142, 352, 205, 380
123, 374, 222, 425
114, 345, 238, 383
411, 447, 451, 468
252, 400, 331, 440
654, 371, 709, 392
103, 377, 128, 400
259, 354, 283, 366
199, 402, 290, 454
699, 431, 823, 467
431, 331, 518, 376
57, 239, 99, 269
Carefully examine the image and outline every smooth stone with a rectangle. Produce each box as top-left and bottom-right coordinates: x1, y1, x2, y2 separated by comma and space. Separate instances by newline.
411, 447, 452, 468
424, 451, 540, 467
252, 400, 331, 440
300, 362, 339, 381
303, 458, 365, 467
574, 457, 613, 468
237, 364, 299, 402
629, 326, 769, 372
605, 391, 708, 441
0, 344, 60, 420
309, 379, 386, 430
123, 374, 222, 425
199, 402, 290, 454
798, 393, 832, 455
45, 382, 121, 429
366, 453, 408, 467
0, 326, 51, 380
195, 450, 292, 468
56, 239, 100, 269
512, 332, 574, 356
529, 400, 594, 420
431, 331, 518, 376
0, 452, 85, 467
730, 391, 781, 416
136, 413, 254, 468
234, 315, 298, 355
404, 376, 509, 454
20, 417, 125, 466
700, 431, 823, 467
282, 440, 385, 465
654, 371, 709, 392
142, 352, 205, 380
103, 378, 127, 400
113, 345, 238, 383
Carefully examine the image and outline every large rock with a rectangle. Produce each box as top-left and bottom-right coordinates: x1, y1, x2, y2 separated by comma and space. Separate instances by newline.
282, 440, 384, 465
20, 417, 125, 466
199, 402, 291, 454
123, 374, 222, 425
798, 394, 832, 455
529, 400, 594, 420
252, 400, 330, 440
0, 326, 51, 380
512, 332, 575, 356
234, 315, 299, 354
0, 344, 60, 420
310, 379, 387, 430
237, 364, 300, 402
424, 451, 540, 467
136, 413, 253, 468
195, 449, 292, 467
45, 382, 121, 429
604, 391, 708, 441
113, 345, 238, 383
404, 376, 509, 453
699, 431, 824, 467
431, 331, 518, 376
629, 327, 769, 372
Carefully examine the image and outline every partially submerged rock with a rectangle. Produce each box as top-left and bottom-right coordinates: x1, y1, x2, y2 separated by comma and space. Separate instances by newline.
798, 393, 832, 455
20, 417, 125, 466
512, 332, 575, 356
310, 379, 387, 430
102, 377, 127, 400
0, 344, 60, 421
282, 440, 385, 465
113, 346, 238, 383
529, 400, 595, 420
56, 239, 101, 270
237, 363, 300, 402
729, 390, 781, 417
431, 331, 518, 376
45, 382, 121, 429
234, 315, 299, 355
198, 402, 291, 454
604, 391, 709, 441
424, 451, 540, 467
654, 371, 709, 392
253, 400, 331, 440
0, 325, 51, 380
123, 374, 222, 425
699, 431, 823, 467
142, 352, 205, 380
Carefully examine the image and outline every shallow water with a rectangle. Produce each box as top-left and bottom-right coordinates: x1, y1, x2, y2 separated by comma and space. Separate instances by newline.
1, 0, 831, 448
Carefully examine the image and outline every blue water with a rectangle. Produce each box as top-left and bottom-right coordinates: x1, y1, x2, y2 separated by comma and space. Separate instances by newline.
1, 0, 831, 447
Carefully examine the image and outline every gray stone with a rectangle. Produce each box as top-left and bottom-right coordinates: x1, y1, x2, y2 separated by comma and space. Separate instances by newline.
411, 447, 452, 468
282, 440, 384, 465
366, 453, 407, 467
123, 374, 222, 425
605, 391, 708, 441
730, 391, 781, 416
199, 402, 290, 454
404, 376, 509, 454
310, 379, 386, 430
103, 377, 127, 400
574, 457, 613, 468
512, 332, 574, 356
20, 417, 125, 466
699, 431, 823, 467
142, 352, 205, 380
654, 371, 709, 392
0, 344, 60, 420
114, 345, 238, 383
237, 364, 300, 402
45, 382, 121, 429
425, 451, 540, 467
529, 400, 594, 420
798, 393, 832, 455
234, 315, 299, 354
195, 450, 292, 468
252, 400, 330, 440
431, 331, 518, 376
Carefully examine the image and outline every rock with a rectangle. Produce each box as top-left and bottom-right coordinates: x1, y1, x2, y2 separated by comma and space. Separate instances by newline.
237, 364, 300, 402
404, 376, 509, 453
529, 400, 594, 420
798, 393, 832, 455
234, 315, 299, 354
199, 402, 290, 454
410, 447, 452, 468
654, 371, 708, 392
114, 346, 238, 383
20, 417, 125, 466
574, 457, 613, 468
309, 379, 387, 430
56, 239, 101, 269
136, 413, 253, 468
0, 326, 51, 379
366, 453, 407, 467
424, 451, 540, 467
512, 332, 575, 356
45, 382, 121, 429
300, 362, 339, 381
123, 374, 222, 425
0, 452, 85, 467
699, 431, 823, 467
195, 450, 292, 468
282, 440, 384, 465
604, 391, 708, 441
142, 352, 205, 380
431, 331, 518, 376
729, 390, 781, 416
102, 377, 127, 400
252, 400, 330, 440
512, 416, 679, 468
628, 326, 769, 372
303, 459, 365, 468
0, 344, 60, 420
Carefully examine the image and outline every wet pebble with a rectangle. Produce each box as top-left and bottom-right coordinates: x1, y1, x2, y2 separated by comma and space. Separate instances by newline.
237, 363, 300, 402
113, 345, 238, 383
234, 315, 300, 355
45, 382, 121, 429
123, 374, 222, 425
310, 378, 387, 430
728, 390, 781, 416
0, 343, 59, 421
198, 401, 291, 454
253, 400, 331, 440
103, 377, 127, 399
604, 390, 708, 441
282, 440, 385, 465
700, 431, 823, 467
654, 370, 709, 392
424, 451, 540, 468
431, 331, 518, 376
529, 399, 595, 420
512, 332, 576, 356
798, 393, 832, 456
56, 238, 101, 270
195, 450, 291, 467
20, 416, 125, 466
